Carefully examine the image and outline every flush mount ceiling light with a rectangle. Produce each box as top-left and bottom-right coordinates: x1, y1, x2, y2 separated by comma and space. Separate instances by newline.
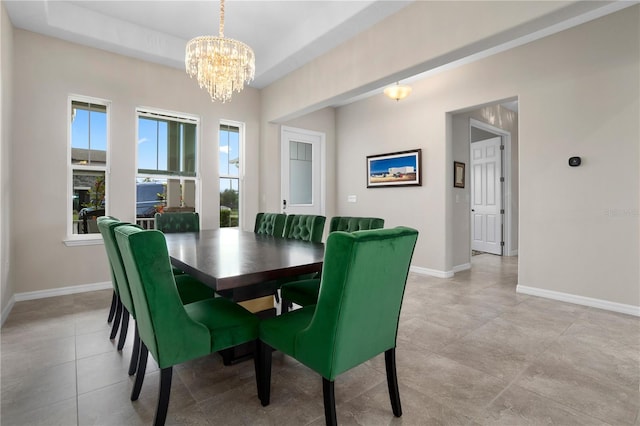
185, 0, 255, 103
384, 83, 412, 101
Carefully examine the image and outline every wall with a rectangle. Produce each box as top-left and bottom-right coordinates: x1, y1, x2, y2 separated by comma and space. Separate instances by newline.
1, 2, 14, 320
11, 30, 261, 294
335, 8, 639, 308
451, 104, 519, 268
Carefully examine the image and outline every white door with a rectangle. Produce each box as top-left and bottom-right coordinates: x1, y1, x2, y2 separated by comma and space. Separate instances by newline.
281, 126, 325, 215
471, 137, 503, 255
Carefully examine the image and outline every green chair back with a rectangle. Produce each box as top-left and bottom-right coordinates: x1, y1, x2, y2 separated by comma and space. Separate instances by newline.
283, 214, 326, 242
329, 216, 384, 233
254, 213, 286, 237
155, 212, 199, 233
97, 218, 137, 318
294, 227, 417, 379
114, 225, 211, 368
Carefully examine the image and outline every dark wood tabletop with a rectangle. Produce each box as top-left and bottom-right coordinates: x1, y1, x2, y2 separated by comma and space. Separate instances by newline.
164, 228, 325, 291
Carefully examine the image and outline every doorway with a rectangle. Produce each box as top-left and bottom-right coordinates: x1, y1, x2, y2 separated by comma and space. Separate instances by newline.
469, 117, 514, 256
280, 126, 326, 216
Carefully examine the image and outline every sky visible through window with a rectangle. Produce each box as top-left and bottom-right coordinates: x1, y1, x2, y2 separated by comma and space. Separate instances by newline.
71, 107, 106, 153
219, 127, 239, 193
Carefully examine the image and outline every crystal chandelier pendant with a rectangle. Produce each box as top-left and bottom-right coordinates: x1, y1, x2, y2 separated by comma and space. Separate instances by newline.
185, 0, 255, 103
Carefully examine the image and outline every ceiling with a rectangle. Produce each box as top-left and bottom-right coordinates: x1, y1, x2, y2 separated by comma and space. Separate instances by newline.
4, 0, 635, 108
3, 0, 412, 89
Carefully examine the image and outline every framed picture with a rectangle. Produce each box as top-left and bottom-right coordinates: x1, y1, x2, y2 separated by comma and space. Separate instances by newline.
454, 161, 465, 188
367, 149, 422, 188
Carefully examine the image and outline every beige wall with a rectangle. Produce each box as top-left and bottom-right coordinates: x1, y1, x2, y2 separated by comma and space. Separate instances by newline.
10, 30, 261, 294
334, 8, 638, 306
1, 2, 14, 318
452, 104, 519, 268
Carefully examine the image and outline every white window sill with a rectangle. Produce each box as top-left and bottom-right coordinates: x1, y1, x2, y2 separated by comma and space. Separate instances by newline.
63, 237, 104, 247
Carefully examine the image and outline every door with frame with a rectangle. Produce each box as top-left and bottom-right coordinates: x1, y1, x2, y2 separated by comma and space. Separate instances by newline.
280, 126, 325, 216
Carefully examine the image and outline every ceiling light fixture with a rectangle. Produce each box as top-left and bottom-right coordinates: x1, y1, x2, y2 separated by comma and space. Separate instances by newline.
384, 83, 412, 101
185, 0, 255, 103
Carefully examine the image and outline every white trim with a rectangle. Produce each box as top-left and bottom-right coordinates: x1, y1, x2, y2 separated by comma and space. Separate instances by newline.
1, 295, 16, 326
453, 263, 471, 273
517, 285, 640, 317
510, 249, 518, 256
410, 265, 454, 279
14, 281, 112, 302
63, 237, 104, 247
470, 117, 514, 257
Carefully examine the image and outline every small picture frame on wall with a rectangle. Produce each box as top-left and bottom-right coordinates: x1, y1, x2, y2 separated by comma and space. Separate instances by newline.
367, 149, 422, 188
454, 161, 465, 188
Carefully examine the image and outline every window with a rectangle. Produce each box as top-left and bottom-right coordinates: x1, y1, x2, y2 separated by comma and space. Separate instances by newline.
219, 123, 242, 228
136, 109, 199, 227
69, 98, 109, 237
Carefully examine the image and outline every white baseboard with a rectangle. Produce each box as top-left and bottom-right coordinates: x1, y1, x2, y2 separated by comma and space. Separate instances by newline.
517, 285, 640, 317
1, 295, 16, 326
453, 263, 471, 273
410, 265, 454, 278
509, 249, 519, 256
14, 281, 112, 302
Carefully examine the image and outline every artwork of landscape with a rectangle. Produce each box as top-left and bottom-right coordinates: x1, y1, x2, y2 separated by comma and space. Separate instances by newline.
367, 149, 422, 187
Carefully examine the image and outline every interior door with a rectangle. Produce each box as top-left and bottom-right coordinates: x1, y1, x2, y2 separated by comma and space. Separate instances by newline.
471, 137, 503, 255
281, 126, 324, 215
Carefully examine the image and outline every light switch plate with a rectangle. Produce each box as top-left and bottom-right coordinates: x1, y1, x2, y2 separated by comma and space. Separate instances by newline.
347, 195, 357, 203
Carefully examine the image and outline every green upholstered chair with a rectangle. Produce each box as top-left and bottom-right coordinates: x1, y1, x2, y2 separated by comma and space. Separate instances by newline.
256, 227, 418, 426
282, 214, 326, 243
254, 212, 286, 237
115, 225, 260, 426
154, 212, 200, 233
280, 216, 384, 312
97, 216, 122, 334
155, 212, 199, 275
98, 218, 214, 376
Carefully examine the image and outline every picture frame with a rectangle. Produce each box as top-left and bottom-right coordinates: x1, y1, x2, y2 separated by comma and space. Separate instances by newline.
367, 149, 422, 188
454, 161, 465, 188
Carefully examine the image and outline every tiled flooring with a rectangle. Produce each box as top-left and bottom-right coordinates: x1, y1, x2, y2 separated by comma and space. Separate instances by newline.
2, 254, 639, 425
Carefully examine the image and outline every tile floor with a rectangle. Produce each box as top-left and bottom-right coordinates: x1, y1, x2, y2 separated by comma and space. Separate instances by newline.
1, 254, 639, 425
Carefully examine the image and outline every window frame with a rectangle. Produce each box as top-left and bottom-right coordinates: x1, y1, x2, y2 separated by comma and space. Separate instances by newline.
135, 107, 201, 221
219, 119, 245, 229
65, 95, 111, 245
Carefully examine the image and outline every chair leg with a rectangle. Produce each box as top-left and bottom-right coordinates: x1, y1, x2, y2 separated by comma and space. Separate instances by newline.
128, 325, 141, 376
281, 299, 291, 314
255, 340, 272, 406
154, 367, 173, 426
107, 291, 117, 323
385, 348, 402, 417
109, 298, 123, 340
117, 308, 130, 351
322, 378, 337, 426
131, 342, 149, 401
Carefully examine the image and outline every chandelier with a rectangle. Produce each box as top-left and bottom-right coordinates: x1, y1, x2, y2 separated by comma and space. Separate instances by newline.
185, 0, 255, 103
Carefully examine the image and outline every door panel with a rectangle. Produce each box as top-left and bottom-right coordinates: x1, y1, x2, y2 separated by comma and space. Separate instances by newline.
281, 127, 324, 215
471, 137, 502, 255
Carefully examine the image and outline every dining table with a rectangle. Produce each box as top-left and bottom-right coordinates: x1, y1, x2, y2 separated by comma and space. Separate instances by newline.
163, 228, 325, 363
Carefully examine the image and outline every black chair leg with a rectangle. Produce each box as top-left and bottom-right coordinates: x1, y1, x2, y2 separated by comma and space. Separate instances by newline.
322, 378, 337, 426
154, 367, 173, 426
117, 308, 130, 351
281, 299, 291, 314
109, 298, 123, 340
107, 291, 117, 323
385, 348, 402, 417
255, 340, 272, 406
131, 342, 149, 401
128, 325, 141, 376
